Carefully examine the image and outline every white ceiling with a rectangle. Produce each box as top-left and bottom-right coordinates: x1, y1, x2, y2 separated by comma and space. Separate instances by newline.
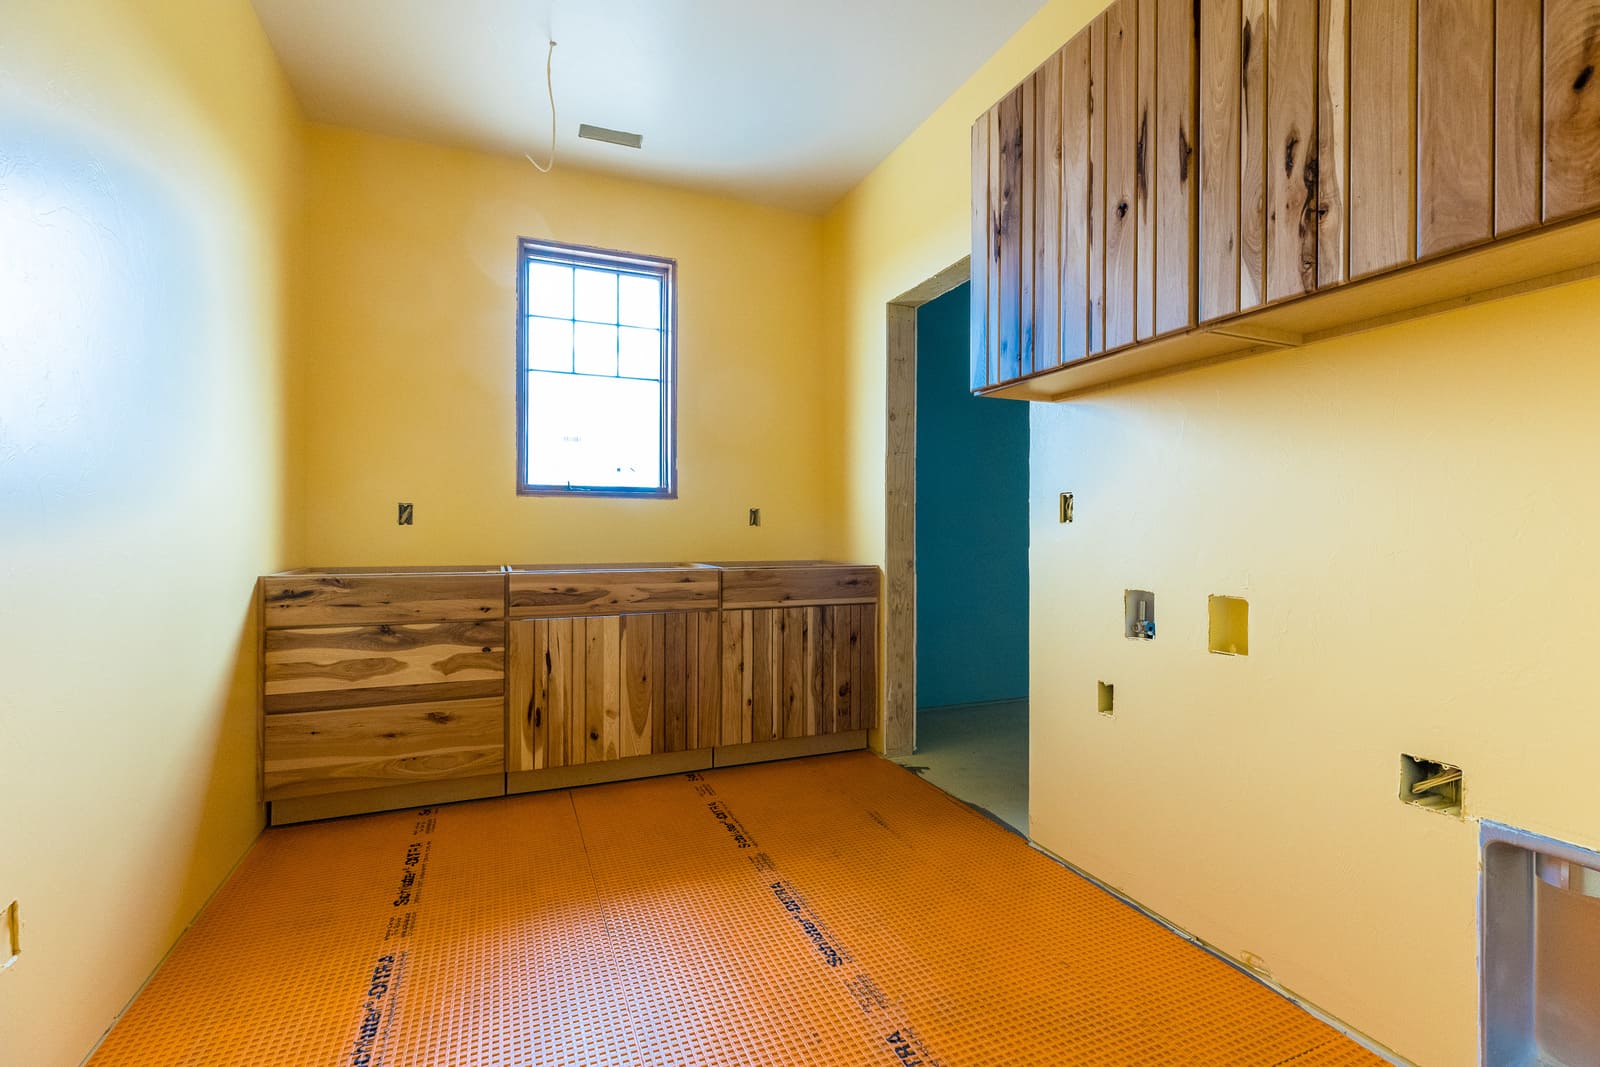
251, 0, 1049, 213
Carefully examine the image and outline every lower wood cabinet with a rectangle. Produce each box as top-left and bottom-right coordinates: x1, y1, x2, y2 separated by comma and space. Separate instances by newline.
261, 563, 879, 821
260, 568, 508, 825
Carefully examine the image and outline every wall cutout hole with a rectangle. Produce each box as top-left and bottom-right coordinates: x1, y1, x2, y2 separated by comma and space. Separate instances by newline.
1097, 681, 1114, 715
2, 900, 18, 970
1401, 754, 1462, 815
1208, 595, 1249, 655
1059, 492, 1074, 523
1124, 590, 1155, 640
748, 507, 761, 527
397, 502, 414, 526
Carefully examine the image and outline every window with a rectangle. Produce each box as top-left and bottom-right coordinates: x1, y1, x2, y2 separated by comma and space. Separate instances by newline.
516, 238, 676, 496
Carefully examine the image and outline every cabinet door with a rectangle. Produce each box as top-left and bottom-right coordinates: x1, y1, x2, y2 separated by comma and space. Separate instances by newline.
1199, 0, 1243, 322
1266, 0, 1318, 301
1348, 0, 1416, 278
508, 611, 716, 773
1544, 0, 1600, 221
1155, 0, 1199, 333
721, 604, 876, 742
264, 698, 503, 801
1417, 0, 1494, 257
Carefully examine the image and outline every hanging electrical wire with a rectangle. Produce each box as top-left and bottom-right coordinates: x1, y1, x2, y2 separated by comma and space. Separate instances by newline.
525, 38, 558, 173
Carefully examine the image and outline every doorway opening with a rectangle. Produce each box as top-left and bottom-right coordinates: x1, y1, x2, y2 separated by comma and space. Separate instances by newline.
883, 259, 1030, 833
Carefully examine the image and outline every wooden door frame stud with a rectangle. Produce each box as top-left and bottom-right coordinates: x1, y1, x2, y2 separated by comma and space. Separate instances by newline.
881, 256, 972, 757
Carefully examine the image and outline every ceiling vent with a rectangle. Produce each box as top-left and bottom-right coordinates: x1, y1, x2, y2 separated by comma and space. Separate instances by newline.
578, 124, 643, 149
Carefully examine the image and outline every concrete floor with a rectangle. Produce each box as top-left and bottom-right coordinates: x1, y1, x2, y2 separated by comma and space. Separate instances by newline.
896, 698, 1028, 834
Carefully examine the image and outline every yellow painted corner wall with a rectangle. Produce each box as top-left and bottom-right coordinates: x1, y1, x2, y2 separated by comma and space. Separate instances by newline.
0, 1, 301, 1063
292, 123, 835, 566
823, 1, 1600, 1064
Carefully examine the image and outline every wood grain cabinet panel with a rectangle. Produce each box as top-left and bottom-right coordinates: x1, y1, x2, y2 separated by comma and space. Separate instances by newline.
1155, 0, 1198, 333
264, 697, 504, 801
263, 621, 505, 713
1062, 31, 1092, 363
1544, 0, 1600, 221
1104, 0, 1139, 350
1033, 50, 1065, 373
1316, 0, 1349, 286
1418, 0, 1494, 257
1200, 0, 1243, 322
507, 568, 718, 618
1496, 0, 1543, 234
1266, 0, 1318, 301
719, 565, 879, 609
720, 603, 876, 744
1349, 0, 1416, 278
262, 572, 503, 628
997, 86, 1026, 380
971, 113, 992, 389
1137, 0, 1158, 340
1240, 0, 1269, 308
1088, 14, 1108, 354
506, 610, 717, 773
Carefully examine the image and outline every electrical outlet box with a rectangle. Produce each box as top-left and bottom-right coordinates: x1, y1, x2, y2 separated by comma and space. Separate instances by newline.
397, 502, 414, 526
1059, 493, 1074, 523
748, 508, 761, 527
1401, 754, 1462, 815
1124, 590, 1155, 640
1098, 681, 1114, 715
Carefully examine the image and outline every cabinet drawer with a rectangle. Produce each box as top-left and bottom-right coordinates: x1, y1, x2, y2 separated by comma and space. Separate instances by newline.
262, 572, 504, 628
508, 569, 718, 618
263, 620, 505, 712
719, 566, 879, 609
263, 697, 504, 801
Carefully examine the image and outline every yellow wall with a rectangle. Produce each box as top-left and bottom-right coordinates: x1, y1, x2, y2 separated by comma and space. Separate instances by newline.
822, 2, 1600, 1063
293, 123, 835, 566
0, 1, 301, 1063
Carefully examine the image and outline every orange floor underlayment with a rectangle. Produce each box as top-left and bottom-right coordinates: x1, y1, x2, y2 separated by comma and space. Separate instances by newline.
90, 753, 1387, 1065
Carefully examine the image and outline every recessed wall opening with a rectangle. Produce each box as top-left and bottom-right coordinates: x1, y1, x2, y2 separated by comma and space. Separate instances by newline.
2, 900, 19, 970
1400, 754, 1462, 815
1098, 681, 1114, 715
1483, 822, 1600, 1067
1207, 595, 1249, 655
1124, 589, 1155, 640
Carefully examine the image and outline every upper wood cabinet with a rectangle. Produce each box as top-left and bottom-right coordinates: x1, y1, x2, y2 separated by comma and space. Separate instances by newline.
974, 0, 1600, 398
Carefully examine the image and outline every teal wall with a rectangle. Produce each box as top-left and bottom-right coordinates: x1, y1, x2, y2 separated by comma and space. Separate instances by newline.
915, 283, 1029, 709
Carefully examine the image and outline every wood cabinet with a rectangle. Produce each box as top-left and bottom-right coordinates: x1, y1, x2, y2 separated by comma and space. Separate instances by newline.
259, 568, 507, 823
716, 565, 879, 758
263, 562, 880, 821
975, 0, 1600, 400
973, 0, 1199, 392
